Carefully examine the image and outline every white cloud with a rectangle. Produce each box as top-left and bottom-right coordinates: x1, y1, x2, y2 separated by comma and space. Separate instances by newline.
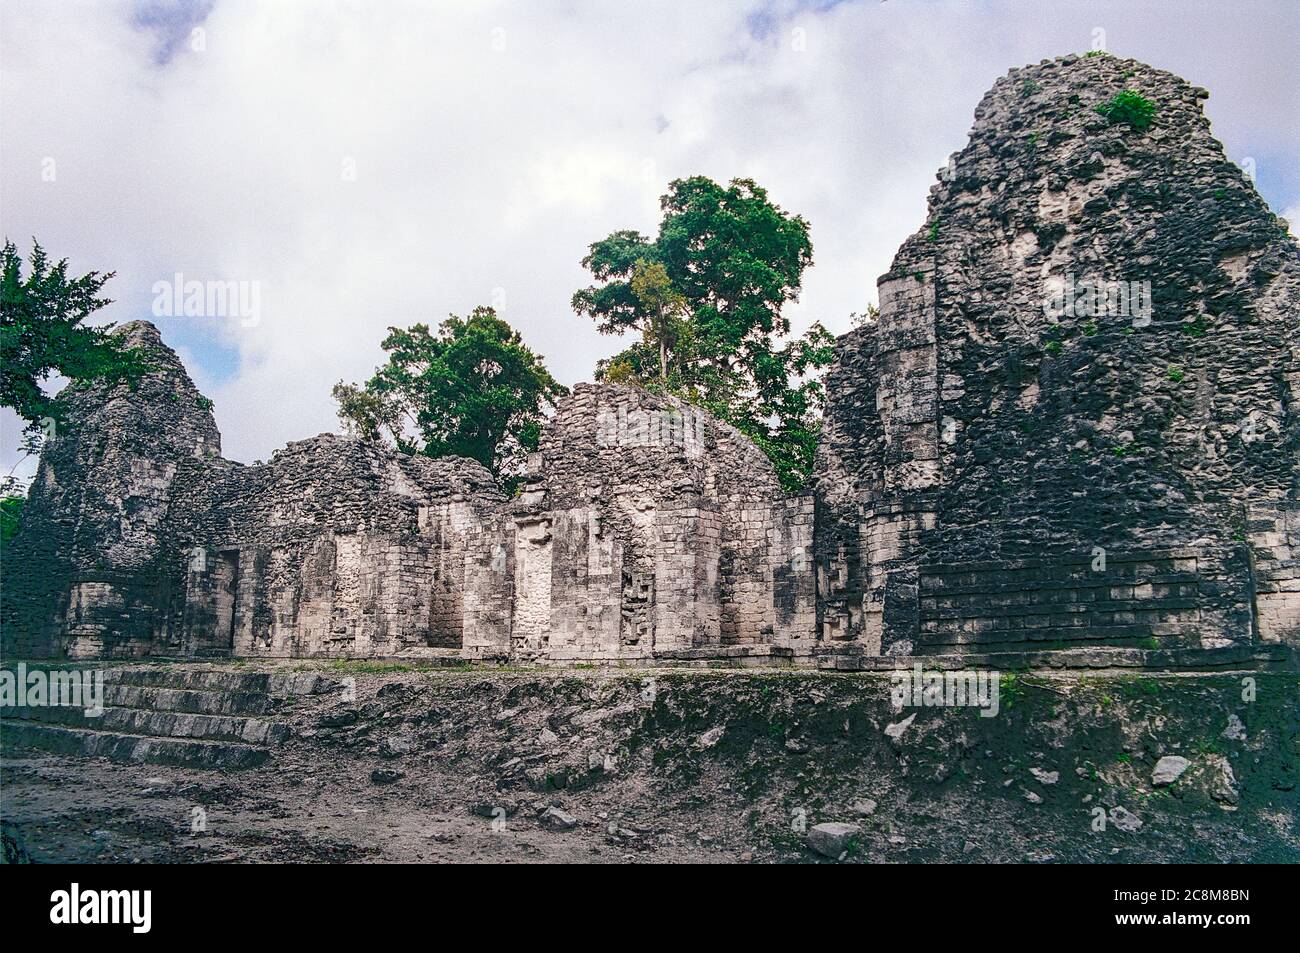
2, 0, 1296, 470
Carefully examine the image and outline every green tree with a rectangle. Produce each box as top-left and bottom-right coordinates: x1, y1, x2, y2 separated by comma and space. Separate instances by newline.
2, 239, 147, 503
333, 307, 566, 488
629, 259, 686, 384
573, 176, 834, 491
1, 239, 145, 428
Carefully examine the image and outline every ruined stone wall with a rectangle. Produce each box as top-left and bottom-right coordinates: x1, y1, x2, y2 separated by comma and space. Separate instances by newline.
162, 436, 506, 659
510, 384, 815, 660
1, 330, 812, 662
816, 53, 1299, 652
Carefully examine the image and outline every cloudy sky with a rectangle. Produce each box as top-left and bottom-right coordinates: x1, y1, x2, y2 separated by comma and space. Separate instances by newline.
2, 0, 1297, 474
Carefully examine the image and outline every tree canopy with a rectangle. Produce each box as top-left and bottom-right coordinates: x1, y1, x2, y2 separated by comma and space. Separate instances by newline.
333, 307, 565, 489
572, 176, 834, 491
1, 239, 147, 508
1, 239, 145, 429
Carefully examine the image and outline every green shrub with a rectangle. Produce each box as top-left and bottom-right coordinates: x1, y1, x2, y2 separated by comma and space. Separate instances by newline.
1096, 90, 1156, 131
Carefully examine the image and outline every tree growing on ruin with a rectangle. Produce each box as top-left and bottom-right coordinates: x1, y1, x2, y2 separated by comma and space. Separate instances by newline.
630, 259, 686, 384
333, 307, 566, 489
573, 176, 834, 491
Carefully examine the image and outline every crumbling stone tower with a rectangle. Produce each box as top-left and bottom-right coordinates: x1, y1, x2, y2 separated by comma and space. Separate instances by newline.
2, 322, 221, 657
816, 53, 1299, 654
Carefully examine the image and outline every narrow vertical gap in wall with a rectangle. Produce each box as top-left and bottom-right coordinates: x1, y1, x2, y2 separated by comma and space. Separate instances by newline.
217, 549, 240, 649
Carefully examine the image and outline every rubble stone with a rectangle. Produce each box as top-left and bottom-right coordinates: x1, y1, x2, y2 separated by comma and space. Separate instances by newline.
807, 822, 862, 858
1151, 755, 1191, 786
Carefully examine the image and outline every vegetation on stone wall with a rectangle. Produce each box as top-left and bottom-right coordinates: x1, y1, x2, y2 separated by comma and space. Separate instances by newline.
573, 176, 835, 492
333, 307, 566, 490
0, 493, 22, 545
1095, 89, 1157, 130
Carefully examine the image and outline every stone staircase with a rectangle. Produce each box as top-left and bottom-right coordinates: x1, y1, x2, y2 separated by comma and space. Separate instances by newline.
1, 666, 330, 770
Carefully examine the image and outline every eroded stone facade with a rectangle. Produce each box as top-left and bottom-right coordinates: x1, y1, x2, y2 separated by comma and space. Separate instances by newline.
1, 344, 813, 662
2, 55, 1295, 661
816, 53, 1298, 654
509, 384, 815, 660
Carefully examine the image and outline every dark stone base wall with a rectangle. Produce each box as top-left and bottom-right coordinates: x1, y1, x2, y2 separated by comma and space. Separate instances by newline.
913, 546, 1255, 653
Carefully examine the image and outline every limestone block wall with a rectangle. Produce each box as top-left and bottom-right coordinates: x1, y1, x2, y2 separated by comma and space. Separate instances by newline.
459, 515, 514, 659
1249, 504, 1300, 644
164, 435, 506, 658
517, 384, 816, 660
770, 497, 816, 649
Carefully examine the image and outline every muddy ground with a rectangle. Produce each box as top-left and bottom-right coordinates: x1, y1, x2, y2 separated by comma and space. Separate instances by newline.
3, 664, 1297, 863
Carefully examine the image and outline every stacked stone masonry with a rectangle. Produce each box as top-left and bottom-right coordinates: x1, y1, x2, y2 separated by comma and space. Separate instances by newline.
2, 55, 1296, 661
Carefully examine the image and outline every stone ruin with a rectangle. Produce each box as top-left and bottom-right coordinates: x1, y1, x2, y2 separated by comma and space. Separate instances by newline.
1, 351, 813, 662
3, 55, 1296, 664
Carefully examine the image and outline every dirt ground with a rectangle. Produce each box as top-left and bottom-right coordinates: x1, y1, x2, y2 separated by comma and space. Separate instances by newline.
3, 665, 1297, 863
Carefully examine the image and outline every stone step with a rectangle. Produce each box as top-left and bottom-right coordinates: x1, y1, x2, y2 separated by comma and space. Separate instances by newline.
919, 571, 1202, 595
1, 721, 269, 770
816, 644, 1293, 672
1, 704, 289, 746
102, 667, 329, 697
917, 624, 1185, 648
101, 683, 275, 716
919, 596, 1200, 621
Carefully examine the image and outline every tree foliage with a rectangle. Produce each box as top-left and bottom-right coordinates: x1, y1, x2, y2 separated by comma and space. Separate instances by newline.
2, 239, 147, 502
572, 176, 834, 490
629, 259, 686, 384
1, 239, 145, 428
333, 307, 566, 488
0, 494, 22, 545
